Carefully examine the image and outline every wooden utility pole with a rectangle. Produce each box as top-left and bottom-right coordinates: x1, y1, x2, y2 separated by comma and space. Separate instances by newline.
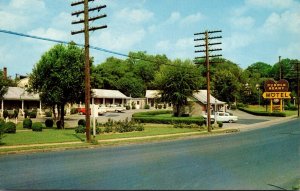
194, 30, 222, 132
279, 56, 282, 79
71, 0, 107, 142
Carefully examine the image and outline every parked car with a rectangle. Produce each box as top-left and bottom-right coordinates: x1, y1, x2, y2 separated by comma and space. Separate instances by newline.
105, 104, 126, 112
203, 112, 238, 123
77, 107, 91, 115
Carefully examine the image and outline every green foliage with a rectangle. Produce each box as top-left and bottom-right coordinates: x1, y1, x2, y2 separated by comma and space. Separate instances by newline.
24, 110, 29, 118
45, 111, 52, 117
0, 119, 6, 144
29, 43, 86, 128
4, 122, 16, 134
45, 119, 54, 128
3, 110, 8, 119
75, 125, 86, 134
13, 109, 19, 118
217, 121, 223, 128
71, 108, 78, 114
154, 59, 202, 117
78, 119, 86, 127
29, 111, 37, 118
23, 118, 32, 129
144, 104, 150, 109
32, 122, 43, 132
132, 111, 205, 126
98, 118, 144, 134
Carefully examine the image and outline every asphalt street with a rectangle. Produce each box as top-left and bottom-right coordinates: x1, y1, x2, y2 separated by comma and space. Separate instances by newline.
0, 118, 299, 190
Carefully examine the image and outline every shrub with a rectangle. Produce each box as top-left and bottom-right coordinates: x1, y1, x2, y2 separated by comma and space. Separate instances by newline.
29, 111, 37, 118
32, 122, 43, 131
56, 120, 62, 129
13, 109, 19, 118
163, 103, 167, 109
157, 104, 163, 109
4, 122, 16, 133
126, 105, 130, 110
23, 118, 32, 129
217, 121, 223, 128
144, 104, 150, 109
45, 111, 52, 117
0, 119, 5, 128
3, 110, 8, 119
75, 125, 86, 133
71, 108, 78, 114
78, 119, 86, 127
24, 110, 29, 118
134, 124, 144, 131
90, 127, 101, 134
45, 119, 54, 128
287, 105, 297, 111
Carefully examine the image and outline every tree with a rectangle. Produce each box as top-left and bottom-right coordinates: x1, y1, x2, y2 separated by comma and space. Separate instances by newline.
29, 43, 85, 128
246, 62, 272, 78
154, 59, 202, 116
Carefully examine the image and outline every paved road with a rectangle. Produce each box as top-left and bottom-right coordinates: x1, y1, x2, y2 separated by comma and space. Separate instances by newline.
0, 118, 299, 190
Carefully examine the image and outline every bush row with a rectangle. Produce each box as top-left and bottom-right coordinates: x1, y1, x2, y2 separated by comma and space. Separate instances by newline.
238, 107, 286, 117
75, 118, 144, 134
23, 118, 61, 131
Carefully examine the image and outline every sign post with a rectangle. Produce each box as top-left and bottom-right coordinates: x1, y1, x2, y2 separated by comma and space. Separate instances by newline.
262, 79, 290, 113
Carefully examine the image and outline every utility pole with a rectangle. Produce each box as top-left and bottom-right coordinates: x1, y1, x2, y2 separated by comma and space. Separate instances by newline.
279, 56, 282, 79
194, 30, 222, 132
71, 0, 107, 142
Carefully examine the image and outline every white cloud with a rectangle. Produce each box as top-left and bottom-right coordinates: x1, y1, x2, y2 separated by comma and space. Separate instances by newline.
230, 16, 255, 30
28, 28, 69, 41
155, 40, 171, 51
166, 12, 181, 23
223, 33, 254, 51
175, 38, 194, 49
245, 0, 294, 9
10, 0, 46, 10
115, 8, 154, 23
278, 42, 300, 59
0, 11, 28, 30
94, 29, 146, 51
180, 13, 204, 26
262, 10, 300, 35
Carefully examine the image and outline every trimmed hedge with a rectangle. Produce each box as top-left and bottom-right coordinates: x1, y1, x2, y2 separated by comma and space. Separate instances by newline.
23, 118, 33, 129
4, 122, 16, 133
132, 110, 205, 126
32, 122, 43, 131
78, 119, 86, 127
45, 119, 54, 128
238, 107, 286, 117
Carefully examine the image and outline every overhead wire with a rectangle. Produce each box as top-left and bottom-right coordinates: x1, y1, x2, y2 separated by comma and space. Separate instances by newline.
0, 28, 201, 69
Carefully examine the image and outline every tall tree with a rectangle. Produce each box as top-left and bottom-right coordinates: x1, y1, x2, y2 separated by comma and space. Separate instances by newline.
246, 62, 272, 78
29, 43, 85, 128
154, 59, 202, 116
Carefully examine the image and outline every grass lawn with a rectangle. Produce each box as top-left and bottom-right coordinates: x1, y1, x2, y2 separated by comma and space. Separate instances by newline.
243, 105, 298, 117
0, 124, 203, 146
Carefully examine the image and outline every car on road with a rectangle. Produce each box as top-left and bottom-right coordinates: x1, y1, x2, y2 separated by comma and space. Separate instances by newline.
203, 111, 238, 123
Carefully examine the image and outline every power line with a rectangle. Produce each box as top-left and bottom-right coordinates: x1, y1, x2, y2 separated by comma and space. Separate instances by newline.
0, 28, 197, 69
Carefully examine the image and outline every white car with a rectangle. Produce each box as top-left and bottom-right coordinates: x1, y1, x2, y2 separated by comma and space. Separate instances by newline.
203, 112, 238, 123
104, 104, 126, 113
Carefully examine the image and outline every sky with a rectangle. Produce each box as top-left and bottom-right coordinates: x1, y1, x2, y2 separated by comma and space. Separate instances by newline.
0, 0, 300, 77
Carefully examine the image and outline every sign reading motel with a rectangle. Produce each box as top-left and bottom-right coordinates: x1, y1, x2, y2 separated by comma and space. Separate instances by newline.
262, 92, 291, 99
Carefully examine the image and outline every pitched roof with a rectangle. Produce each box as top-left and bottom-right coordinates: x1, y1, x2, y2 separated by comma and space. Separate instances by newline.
145, 89, 226, 104
3, 87, 40, 101
91, 89, 130, 99
192, 90, 226, 104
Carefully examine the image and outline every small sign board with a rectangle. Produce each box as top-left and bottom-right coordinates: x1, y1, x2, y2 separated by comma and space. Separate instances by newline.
262, 92, 291, 99
264, 79, 289, 92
